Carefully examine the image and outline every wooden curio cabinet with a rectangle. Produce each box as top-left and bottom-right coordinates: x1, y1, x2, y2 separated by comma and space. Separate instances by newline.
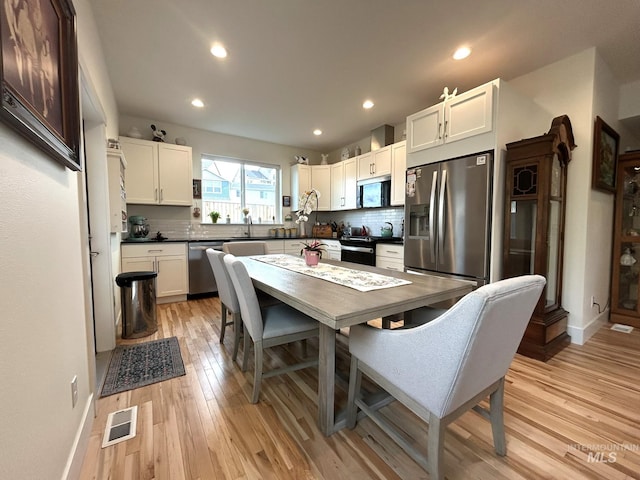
611, 150, 640, 328
502, 115, 576, 361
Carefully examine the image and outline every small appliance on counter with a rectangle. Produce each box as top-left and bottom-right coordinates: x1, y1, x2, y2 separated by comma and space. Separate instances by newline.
127, 215, 150, 241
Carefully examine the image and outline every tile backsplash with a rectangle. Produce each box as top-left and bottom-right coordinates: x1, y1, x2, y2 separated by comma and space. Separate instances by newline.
316, 207, 404, 237
126, 205, 405, 240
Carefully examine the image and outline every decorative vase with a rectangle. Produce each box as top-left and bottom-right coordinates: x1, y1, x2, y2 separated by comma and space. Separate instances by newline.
304, 250, 321, 267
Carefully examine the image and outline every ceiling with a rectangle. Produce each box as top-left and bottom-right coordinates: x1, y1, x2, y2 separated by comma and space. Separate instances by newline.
90, 0, 640, 152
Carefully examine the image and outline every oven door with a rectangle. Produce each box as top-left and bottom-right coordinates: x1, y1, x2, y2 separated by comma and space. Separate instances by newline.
340, 245, 376, 266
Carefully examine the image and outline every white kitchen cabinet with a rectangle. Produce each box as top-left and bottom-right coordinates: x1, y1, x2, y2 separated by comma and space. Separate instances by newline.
407, 83, 493, 154
376, 243, 404, 271
311, 165, 331, 211
330, 157, 357, 210
357, 146, 391, 180
322, 239, 341, 260
121, 242, 188, 302
120, 137, 193, 206
107, 148, 128, 233
390, 141, 406, 206
284, 239, 303, 256
264, 239, 284, 254
291, 164, 311, 210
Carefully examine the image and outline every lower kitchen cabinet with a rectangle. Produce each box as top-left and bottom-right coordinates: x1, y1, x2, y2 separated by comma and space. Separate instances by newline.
264, 239, 284, 254
376, 243, 404, 271
121, 243, 188, 302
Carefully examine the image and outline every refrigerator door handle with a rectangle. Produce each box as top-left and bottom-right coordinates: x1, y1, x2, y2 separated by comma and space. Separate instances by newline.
438, 169, 447, 256
429, 170, 437, 262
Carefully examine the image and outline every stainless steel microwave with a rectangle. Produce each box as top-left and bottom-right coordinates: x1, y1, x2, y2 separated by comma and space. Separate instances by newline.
357, 175, 391, 208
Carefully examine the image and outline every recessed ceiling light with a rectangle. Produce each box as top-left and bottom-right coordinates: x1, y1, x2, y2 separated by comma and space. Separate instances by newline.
191, 99, 204, 108
210, 44, 227, 58
363, 100, 374, 109
313, 129, 322, 136
453, 46, 471, 60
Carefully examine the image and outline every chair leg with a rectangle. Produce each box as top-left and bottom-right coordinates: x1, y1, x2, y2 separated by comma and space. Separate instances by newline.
241, 330, 251, 372
490, 377, 507, 456
427, 413, 445, 480
232, 312, 242, 361
251, 340, 264, 404
219, 303, 228, 343
346, 356, 362, 429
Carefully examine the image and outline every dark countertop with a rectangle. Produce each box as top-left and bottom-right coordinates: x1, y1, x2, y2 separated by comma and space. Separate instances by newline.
122, 236, 301, 244
121, 236, 403, 245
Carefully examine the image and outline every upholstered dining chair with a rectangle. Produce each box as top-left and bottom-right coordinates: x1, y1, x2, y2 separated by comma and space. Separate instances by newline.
222, 241, 268, 256
206, 248, 243, 360
346, 275, 545, 480
206, 248, 281, 361
224, 254, 320, 403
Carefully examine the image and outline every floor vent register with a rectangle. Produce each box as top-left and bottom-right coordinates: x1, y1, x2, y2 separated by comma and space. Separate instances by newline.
102, 406, 138, 448
610, 323, 634, 334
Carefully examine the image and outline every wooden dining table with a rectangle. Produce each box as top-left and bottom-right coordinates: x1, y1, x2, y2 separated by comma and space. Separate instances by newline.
237, 255, 474, 436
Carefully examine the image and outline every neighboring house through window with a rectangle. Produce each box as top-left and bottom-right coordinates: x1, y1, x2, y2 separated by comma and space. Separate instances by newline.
201, 155, 280, 223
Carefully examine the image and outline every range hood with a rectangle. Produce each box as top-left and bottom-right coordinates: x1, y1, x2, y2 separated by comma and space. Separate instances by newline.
371, 124, 394, 150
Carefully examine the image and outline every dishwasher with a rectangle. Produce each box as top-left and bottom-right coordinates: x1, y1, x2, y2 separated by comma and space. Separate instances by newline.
188, 241, 224, 297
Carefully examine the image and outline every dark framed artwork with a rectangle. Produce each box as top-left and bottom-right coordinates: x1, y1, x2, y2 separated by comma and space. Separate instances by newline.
192, 179, 201, 199
1, 0, 80, 170
592, 116, 619, 193
282, 195, 291, 207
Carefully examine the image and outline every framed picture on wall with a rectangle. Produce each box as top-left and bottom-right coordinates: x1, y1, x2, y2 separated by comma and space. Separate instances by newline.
592, 116, 619, 193
0, 0, 81, 170
192, 179, 201, 199
282, 195, 291, 207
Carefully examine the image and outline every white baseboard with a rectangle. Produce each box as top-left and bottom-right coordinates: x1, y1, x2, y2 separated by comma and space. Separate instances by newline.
61, 393, 95, 480
567, 310, 609, 345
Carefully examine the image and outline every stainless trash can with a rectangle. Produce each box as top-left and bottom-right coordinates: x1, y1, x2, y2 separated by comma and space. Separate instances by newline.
115, 271, 158, 338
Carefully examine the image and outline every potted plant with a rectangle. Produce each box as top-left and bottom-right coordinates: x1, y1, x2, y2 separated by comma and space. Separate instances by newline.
209, 211, 220, 223
300, 240, 325, 267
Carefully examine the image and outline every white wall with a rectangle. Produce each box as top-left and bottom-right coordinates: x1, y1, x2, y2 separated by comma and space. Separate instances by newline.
0, 0, 118, 478
510, 48, 640, 343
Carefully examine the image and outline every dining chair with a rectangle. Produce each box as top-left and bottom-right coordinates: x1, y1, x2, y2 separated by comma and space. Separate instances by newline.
206, 248, 242, 360
224, 254, 320, 403
222, 241, 268, 256
206, 248, 281, 361
346, 275, 545, 480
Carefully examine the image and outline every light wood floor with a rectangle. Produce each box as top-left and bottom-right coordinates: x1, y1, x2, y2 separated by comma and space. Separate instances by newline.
80, 297, 640, 479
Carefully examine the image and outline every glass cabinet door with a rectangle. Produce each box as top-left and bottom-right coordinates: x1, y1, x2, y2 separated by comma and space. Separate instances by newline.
617, 162, 640, 312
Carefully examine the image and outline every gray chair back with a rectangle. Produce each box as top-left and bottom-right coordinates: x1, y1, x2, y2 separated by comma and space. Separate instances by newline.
222, 241, 267, 256
224, 254, 264, 341
206, 249, 239, 314
349, 275, 545, 418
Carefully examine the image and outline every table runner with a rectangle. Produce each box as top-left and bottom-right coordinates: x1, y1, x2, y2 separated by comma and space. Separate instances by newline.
252, 254, 411, 292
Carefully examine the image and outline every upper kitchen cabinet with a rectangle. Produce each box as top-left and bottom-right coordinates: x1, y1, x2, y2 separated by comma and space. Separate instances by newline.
357, 146, 391, 180
390, 141, 406, 206
291, 164, 331, 211
291, 164, 311, 210
120, 137, 193, 206
107, 148, 127, 233
331, 157, 357, 210
407, 82, 493, 154
312, 165, 331, 211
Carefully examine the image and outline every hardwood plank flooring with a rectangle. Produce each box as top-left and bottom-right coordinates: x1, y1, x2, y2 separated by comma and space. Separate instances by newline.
80, 297, 640, 479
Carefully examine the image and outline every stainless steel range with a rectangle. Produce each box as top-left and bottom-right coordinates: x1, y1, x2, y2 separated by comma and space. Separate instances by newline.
339, 236, 377, 265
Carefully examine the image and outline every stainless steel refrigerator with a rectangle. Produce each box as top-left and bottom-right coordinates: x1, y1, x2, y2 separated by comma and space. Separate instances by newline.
404, 151, 493, 285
